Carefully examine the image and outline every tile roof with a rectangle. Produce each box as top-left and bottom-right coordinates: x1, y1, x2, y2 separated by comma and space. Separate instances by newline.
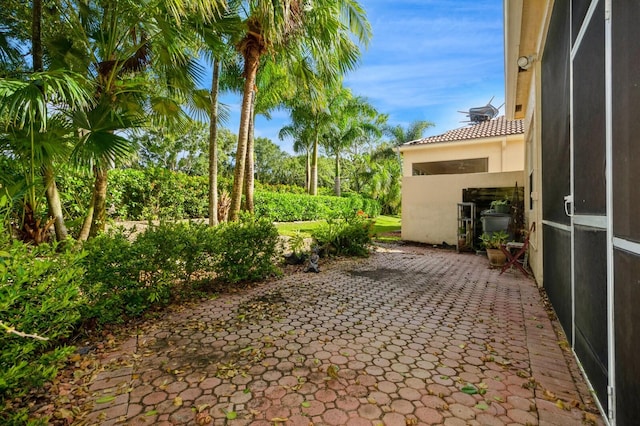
404, 116, 524, 146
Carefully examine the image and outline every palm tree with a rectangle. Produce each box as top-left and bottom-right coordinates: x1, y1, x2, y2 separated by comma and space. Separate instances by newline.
284, 95, 335, 195
228, 0, 371, 220
384, 120, 434, 146
242, 56, 297, 212
0, 71, 93, 242
355, 120, 433, 215
321, 89, 380, 196
51, 0, 226, 235
279, 120, 314, 192
194, 8, 243, 225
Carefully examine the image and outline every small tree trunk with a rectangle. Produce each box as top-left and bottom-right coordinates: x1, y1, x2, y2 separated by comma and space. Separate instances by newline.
78, 191, 95, 242
89, 167, 108, 237
229, 50, 259, 221
208, 59, 220, 227
43, 166, 68, 241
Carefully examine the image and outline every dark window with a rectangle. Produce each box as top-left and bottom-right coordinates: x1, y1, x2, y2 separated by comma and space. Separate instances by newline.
412, 158, 488, 176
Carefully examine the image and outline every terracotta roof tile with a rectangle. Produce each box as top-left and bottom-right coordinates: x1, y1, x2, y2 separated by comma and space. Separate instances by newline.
405, 116, 524, 146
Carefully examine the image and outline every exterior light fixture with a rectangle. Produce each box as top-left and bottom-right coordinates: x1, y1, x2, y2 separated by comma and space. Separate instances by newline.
517, 55, 535, 70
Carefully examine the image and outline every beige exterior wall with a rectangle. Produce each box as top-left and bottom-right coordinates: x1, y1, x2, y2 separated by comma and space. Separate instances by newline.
504, 0, 553, 286
401, 135, 524, 176
400, 134, 525, 245
402, 171, 524, 245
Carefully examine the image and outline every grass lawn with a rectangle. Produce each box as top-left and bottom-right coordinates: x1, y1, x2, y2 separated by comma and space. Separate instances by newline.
275, 220, 325, 237
371, 215, 401, 242
275, 215, 401, 240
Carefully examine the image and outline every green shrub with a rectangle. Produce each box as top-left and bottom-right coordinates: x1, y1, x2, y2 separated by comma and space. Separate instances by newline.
81, 222, 210, 323
106, 168, 233, 221
0, 238, 85, 419
81, 231, 150, 323
81, 218, 281, 322
312, 215, 373, 257
254, 191, 380, 222
212, 216, 282, 284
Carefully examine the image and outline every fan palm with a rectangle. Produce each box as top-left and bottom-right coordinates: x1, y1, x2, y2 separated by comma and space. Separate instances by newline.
0, 71, 93, 242
48, 0, 226, 235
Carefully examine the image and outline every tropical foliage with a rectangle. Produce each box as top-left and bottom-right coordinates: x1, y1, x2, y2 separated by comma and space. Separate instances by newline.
0, 1, 436, 422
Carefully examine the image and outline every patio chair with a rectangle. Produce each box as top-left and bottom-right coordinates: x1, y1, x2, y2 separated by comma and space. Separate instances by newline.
500, 222, 536, 277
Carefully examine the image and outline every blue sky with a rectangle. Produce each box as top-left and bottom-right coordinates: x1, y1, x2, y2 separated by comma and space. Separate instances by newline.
219, 0, 505, 153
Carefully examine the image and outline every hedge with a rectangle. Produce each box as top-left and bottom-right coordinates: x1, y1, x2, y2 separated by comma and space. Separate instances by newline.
253, 191, 380, 222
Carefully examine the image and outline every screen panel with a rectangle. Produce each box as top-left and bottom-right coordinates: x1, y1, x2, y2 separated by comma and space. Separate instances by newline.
572, 0, 606, 215
614, 249, 640, 425
574, 226, 608, 409
542, 224, 572, 341
612, 2, 640, 243
541, 0, 571, 225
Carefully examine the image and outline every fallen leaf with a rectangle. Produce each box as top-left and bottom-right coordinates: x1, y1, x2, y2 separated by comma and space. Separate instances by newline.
173, 396, 183, 407
326, 365, 340, 380
196, 412, 212, 425
301, 401, 311, 408
584, 412, 598, 425
225, 411, 237, 420
475, 402, 489, 410
196, 403, 211, 413
54, 408, 74, 421
145, 410, 158, 416
95, 395, 115, 404
461, 384, 478, 395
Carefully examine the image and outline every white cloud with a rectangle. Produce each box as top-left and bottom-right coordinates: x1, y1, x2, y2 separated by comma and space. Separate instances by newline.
220, 0, 507, 151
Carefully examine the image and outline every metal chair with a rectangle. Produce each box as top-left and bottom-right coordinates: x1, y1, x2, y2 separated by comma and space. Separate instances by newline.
500, 222, 536, 277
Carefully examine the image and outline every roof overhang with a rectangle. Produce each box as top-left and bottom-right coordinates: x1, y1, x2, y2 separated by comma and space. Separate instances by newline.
399, 133, 523, 153
504, 0, 553, 120
504, 0, 523, 120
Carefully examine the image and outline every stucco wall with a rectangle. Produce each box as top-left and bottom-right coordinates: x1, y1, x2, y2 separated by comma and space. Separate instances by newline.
401, 135, 524, 176
402, 171, 525, 245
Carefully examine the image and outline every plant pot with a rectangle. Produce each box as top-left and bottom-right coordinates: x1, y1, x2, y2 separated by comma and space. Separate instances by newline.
486, 248, 506, 267
493, 204, 510, 214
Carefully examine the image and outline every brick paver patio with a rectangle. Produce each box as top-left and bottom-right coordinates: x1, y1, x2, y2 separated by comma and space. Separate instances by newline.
80, 244, 604, 425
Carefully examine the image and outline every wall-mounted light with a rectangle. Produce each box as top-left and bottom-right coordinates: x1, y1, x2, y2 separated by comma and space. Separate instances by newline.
517, 55, 536, 70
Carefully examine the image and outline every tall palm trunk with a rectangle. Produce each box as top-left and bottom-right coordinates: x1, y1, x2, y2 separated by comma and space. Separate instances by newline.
334, 153, 341, 197
31, 0, 43, 72
229, 50, 259, 221
310, 132, 319, 195
305, 150, 311, 193
89, 167, 108, 237
43, 166, 68, 241
208, 59, 220, 226
243, 91, 256, 213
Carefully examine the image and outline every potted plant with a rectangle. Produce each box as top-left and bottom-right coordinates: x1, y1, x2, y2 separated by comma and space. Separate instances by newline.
480, 230, 509, 267
490, 198, 511, 214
